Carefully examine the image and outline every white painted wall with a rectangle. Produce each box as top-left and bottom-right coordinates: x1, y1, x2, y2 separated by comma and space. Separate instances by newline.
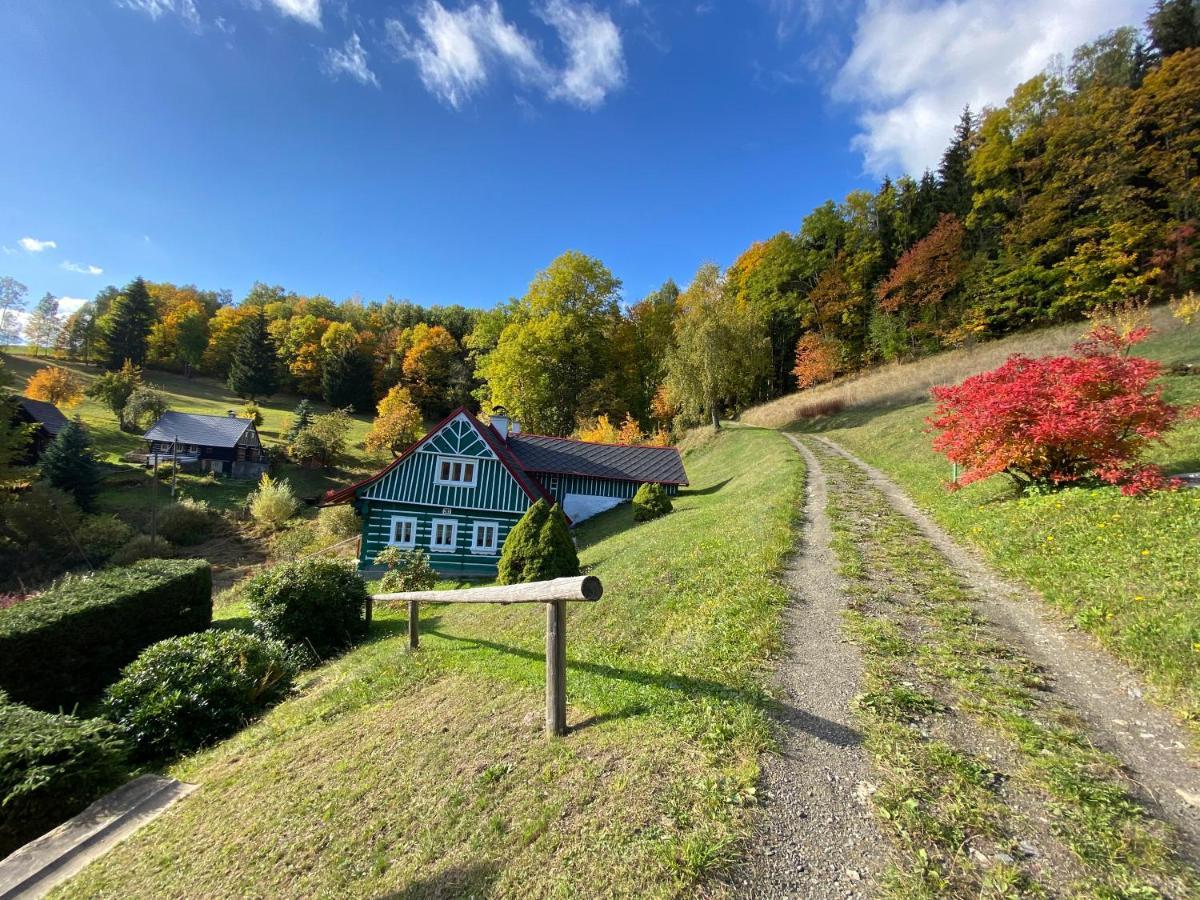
563, 493, 623, 524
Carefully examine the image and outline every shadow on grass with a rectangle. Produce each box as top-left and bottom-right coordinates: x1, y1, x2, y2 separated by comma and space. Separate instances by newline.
678, 478, 732, 497
427, 629, 862, 746
380, 860, 500, 899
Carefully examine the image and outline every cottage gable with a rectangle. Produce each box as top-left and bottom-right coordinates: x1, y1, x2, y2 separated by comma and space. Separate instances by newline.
360, 412, 529, 514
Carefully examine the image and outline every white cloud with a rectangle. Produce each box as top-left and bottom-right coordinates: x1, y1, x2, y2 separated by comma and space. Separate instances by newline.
540, 0, 626, 107
118, 0, 201, 28
18, 237, 56, 253
61, 261, 104, 276
267, 0, 321, 27
388, 0, 625, 109
834, 0, 1144, 176
58, 297, 90, 315
324, 33, 379, 86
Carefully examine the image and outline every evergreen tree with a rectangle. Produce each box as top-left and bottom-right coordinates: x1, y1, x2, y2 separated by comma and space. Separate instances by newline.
937, 107, 975, 220
227, 310, 278, 400
1147, 0, 1200, 57
497, 500, 579, 584
0, 357, 32, 475
322, 346, 374, 413
40, 418, 101, 511
285, 398, 314, 443
103, 278, 155, 369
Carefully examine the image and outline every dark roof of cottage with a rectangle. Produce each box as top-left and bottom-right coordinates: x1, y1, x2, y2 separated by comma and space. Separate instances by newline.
507, 433, 689, 486
15, 397, 69, 436
143, 411, 254, 448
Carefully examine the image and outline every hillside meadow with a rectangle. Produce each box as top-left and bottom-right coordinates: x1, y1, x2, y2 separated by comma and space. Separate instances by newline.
747, 319, 1200, 734
55, 426, 803, 898
6, 350, 378, 512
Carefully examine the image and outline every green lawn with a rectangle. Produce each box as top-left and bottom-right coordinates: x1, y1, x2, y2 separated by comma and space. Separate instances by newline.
787, 325, 1200, 733
57, 425, 803, 898
5, 352, 379, 512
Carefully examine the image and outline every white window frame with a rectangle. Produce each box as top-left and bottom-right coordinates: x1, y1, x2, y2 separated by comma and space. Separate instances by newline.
434, 455, 478, 487
430, 518, 458, 552
470, 520, 500, 555
388, 515, 417, 549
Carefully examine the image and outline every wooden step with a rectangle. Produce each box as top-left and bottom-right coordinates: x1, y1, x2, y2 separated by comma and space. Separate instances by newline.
0, 774, 197, 899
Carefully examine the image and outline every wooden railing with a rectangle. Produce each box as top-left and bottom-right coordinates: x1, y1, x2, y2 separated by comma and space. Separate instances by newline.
371, 575, 603, 736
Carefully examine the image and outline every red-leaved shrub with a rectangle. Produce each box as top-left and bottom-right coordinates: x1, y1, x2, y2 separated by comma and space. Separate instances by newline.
927, 326, 1185, 496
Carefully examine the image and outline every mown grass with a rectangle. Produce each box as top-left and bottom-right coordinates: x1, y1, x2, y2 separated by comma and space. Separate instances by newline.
813, 440, 1197, 898
5, 351, 378, 511
56, 425, 803, 898
780, 324, 1200, 733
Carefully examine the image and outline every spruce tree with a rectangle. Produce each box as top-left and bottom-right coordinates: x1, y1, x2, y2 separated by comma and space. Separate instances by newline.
40, 418, 101, 511
498, 500, 579, 584
227, 310, 278, 400
285, 398, 314, 443
937, 107, 975, 220
322, 346, 374, 413
497, 500, 550, 584
103, 278, 155, 370
1147, 0, 1200, 57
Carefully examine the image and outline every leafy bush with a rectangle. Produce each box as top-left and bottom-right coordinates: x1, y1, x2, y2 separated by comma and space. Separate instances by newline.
103, 631, 297, 760
157, 497, 216, 546
109, 534, 176, 566
244, 558, 368, 659
498, 500, 579, 584
317, 504, 362, 543
632, 483, 673, 522
374, 547, 437, 593
289, 409, 351, 468
249, 473, 299, 531
0, 559, 212, 710
240, 401, 263, 428
122, 386, 170, 432
76, 514, 136, 562
928, 327, 1188, 496
0, 692, 128, 856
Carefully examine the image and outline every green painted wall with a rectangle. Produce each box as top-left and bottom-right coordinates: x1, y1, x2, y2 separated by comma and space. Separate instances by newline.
359, 498, 524, 578
535, 472, 681, 503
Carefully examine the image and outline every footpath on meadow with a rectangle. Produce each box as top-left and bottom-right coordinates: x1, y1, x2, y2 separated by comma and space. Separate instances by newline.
740, 432, 1200, 898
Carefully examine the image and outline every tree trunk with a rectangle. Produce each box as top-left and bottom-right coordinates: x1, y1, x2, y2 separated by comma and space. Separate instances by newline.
710, 405, 721, 431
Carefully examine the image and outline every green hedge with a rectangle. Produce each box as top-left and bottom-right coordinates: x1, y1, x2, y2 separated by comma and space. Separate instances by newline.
0, 691, 129, 857
0, 560, 212, 711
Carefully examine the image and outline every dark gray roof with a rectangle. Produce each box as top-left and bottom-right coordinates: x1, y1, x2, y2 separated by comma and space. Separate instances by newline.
508, 433, 688, 485
143, 411, 254, 448
16, 397, 69, 435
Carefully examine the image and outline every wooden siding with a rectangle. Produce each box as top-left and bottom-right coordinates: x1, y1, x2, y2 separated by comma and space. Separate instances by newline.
534, 472, 681, 504
360, 414, 529, 513
360, 499, 523, 577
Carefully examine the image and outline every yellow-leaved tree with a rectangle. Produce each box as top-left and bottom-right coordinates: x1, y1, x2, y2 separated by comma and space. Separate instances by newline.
365, 385, 423, 457
24, 366, 83, 409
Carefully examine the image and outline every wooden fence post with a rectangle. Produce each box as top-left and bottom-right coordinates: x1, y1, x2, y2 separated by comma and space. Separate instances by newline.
546, 599, 567, 736
371, 576, 603, 736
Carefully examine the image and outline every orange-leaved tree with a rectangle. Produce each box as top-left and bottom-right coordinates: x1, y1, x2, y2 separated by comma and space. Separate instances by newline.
24, 366, 83, 409
364, 385, 423, 457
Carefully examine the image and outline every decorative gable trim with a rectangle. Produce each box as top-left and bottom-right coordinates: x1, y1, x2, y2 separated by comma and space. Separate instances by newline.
318, 407, 546, 509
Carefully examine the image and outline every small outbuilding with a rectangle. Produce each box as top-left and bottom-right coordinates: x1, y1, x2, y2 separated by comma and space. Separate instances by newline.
13, 397, 69, 461
142, 411, 268, 478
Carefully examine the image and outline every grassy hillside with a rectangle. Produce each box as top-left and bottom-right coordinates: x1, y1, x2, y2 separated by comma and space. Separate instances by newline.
5, 352, 378, 511
752, 321, 1200, 732
57, 426, 802, 898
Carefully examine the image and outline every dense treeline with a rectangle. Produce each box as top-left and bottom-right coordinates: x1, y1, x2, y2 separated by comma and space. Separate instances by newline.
14, 5, 1200, 438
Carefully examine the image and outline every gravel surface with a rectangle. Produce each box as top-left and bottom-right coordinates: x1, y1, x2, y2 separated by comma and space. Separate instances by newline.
814, 434, 1200, 862
731, 436, 883, 898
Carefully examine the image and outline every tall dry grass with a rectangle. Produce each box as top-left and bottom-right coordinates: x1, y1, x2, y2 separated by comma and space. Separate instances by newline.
742, 306, 1185, 429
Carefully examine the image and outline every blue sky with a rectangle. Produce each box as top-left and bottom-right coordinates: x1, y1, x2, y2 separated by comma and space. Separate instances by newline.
0, 0, 1146, 314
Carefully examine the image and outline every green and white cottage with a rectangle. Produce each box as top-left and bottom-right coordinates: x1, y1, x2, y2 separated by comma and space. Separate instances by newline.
321, 407, 688, 578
